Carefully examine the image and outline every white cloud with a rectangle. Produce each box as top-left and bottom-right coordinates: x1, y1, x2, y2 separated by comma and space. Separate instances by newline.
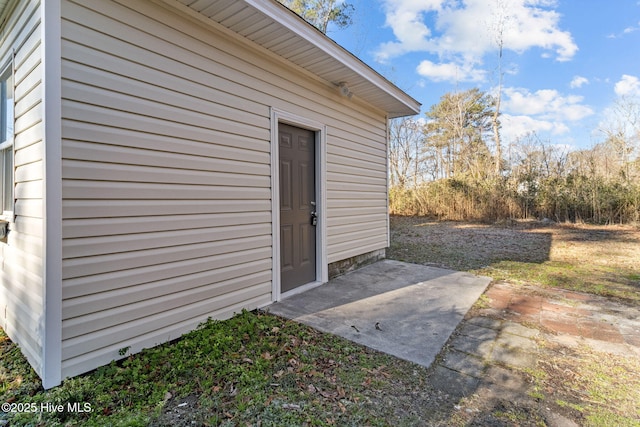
614, 74, 640, 97
375, 0, 441, 62
570, 76, 589, 89
376, 0, 578, 67
416, 59, 486, 83
500, 114, 569, 143
503, 87, 594, 121
607, 20, 640, 38
500, 1, 577, 62
498, 87, 594, 142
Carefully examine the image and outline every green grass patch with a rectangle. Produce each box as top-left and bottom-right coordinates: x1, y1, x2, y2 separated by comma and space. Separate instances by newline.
537, 344, 640, 427
585, 410, 640, 427
0, 330, 41, 399
556, 399, 585, 413
478, 260, 640, 303
1, 310, 436, 426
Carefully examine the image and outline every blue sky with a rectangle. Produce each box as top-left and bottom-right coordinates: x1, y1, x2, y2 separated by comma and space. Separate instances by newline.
327, 0, 640, 150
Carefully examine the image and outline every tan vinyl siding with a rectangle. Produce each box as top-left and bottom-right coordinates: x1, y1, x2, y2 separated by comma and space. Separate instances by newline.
0, 0, 45, 377
59, 0, 390, 378
326, 123, 388, 261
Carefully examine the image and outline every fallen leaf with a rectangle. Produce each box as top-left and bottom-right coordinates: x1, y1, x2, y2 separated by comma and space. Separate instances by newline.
282, 403, 301, 410
262, 352, 273, 360
307, 384, 317, 393
319, 390, 337, 399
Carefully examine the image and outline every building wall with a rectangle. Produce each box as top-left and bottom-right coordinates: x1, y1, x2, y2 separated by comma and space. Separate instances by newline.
0, 0, 46, 377
59, 0, 389, 378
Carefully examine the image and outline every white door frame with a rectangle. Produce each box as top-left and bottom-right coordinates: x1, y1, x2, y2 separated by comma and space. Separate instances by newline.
270, 107, 328, 301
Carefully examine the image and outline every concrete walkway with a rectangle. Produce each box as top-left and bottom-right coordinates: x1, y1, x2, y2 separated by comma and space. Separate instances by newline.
268, 259, 492, 369
424, 281, 640, 426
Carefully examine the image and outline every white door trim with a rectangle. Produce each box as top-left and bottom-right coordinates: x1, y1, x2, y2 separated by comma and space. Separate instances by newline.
270, 108, 328, 301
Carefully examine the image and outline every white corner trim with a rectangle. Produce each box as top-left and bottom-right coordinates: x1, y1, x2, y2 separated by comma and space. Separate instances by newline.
385, 115, 390, 248
270, 108, 327, 302
41, 0, 62, 389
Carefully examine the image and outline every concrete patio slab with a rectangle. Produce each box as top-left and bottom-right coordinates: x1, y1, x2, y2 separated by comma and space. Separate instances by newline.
267, 259, 491, 369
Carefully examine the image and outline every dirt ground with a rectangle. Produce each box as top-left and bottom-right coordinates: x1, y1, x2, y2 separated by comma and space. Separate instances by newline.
388, 217, 640, 426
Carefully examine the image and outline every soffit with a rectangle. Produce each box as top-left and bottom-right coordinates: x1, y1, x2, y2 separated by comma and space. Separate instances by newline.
0, 0, 15, 30
175, 0, 421, 118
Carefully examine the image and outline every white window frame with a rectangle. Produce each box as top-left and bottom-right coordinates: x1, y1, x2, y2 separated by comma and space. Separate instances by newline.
0, 56, 14, 219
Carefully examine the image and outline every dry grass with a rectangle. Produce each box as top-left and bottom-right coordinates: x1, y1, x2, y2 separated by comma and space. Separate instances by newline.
389, 217, 640, 303
537, 342, 640, 426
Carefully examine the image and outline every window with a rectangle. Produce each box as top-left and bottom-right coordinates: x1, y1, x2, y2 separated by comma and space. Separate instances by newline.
0, 62, 13, 216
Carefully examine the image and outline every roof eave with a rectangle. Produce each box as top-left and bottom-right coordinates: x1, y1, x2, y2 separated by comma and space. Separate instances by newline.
244, 0, 420, 117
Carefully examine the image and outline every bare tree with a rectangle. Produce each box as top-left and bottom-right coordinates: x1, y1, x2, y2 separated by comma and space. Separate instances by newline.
599, 96, 640, 181
389, 117, 423, 188
488, 0, 511, 176
277, 0, 354, 33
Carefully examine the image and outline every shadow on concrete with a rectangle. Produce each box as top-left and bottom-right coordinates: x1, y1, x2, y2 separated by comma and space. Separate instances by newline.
267, 259, 491, 370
